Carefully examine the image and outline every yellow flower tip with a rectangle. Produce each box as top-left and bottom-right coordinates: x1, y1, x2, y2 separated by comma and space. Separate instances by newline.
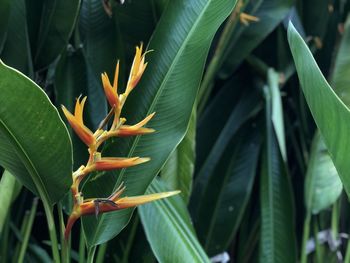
239, 13, 260, 26
101, 72, 119, 107
115, 190, 181, 209
94, 157, 150, 171
61, 100, 95, 146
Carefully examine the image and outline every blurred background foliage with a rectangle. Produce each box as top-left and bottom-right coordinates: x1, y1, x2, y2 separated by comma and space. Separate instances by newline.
1, 0, 350, 262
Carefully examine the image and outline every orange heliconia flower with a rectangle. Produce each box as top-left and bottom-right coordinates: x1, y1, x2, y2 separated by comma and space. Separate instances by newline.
61, 96, 95, 147
93, 157, 150, 171
116, 112, 155, 136
101, 62, 120, 108
125, 44, 148, 96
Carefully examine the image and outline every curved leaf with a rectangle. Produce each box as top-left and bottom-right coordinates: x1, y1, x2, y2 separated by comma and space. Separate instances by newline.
0, 60, 72, 205
139, 179, 210, 263
288, 22, 350, 195
34, 0, 81, 69
304, 132, 342, 214
82, 0, 237, 246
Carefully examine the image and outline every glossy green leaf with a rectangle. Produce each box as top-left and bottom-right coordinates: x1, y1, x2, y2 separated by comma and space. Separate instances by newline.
1, 0, 33, 77
162, 108, 196, 203
288, 22, 350, 195
219, 0, 293, 78
196, 123, 261, 256
139, 179, 210, 263
260, 85, 296, 263
34, 0, 81, 69
304, 132, 342, 214
0, 60, 72, 205
82, 0, 237, 246
0, 0, 11, 52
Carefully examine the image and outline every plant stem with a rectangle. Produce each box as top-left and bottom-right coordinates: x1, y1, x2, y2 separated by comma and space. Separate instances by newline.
96, 243, 108, 263
18, 198, 38, 263
87, 246, 96, 263
79, 224, 86, 263
58, 203, 70, 263
344, 232, 350, 263
42, 201, 61, 263
301, 212, 311, 263
313, 220, 322, 263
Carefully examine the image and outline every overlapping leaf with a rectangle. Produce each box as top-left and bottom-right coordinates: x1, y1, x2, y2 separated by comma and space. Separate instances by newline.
0, 60, 72, 205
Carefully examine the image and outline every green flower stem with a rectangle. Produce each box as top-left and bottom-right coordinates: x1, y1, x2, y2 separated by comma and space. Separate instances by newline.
87, 246, 97, 263
79, 224, 86, 263
43, 201, 61, 263
18, 198, 38, 263
95, 243, 108, 263
58, 203, 70, 263
300, 212, 311, 263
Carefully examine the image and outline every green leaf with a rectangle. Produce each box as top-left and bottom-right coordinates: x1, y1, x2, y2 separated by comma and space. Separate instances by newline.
191, 87, 261, 217
332, 16, 350, 106
288, 22, 350, 195
82, 0, 237, 246
260, 85, 296, 263
195, 122, 261, 256
55, 47, 90, 169
219, 0, 293, 78
1, 0, 33, 77
0, 0, 11, 52
0, 60, 72, 205
34, 0, 81, 69
162, 107, 196, 203
304, 132, 342, 214
79, 0, 125, 128
139, 179, 210, 263
268, 68, 287, 161
0, 170, 21, 235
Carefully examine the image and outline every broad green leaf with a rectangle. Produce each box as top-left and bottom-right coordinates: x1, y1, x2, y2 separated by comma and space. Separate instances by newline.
0, 60, 72, 205
195, 123, 261, 256
260, 85, 296, 263
0, 0, 11, 52
304, 132, 342, 214
162, 107, 196, 203
219, 0, 293, 78
139, 179, 210, 263
0, 170, 21, 234
82, 0, 237, 246
288, 23, 350, 195
1, 0, 33, 77
34, 0, 81, 69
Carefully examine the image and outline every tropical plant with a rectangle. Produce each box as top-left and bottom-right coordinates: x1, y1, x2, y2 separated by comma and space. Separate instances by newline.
1, 0, 350, 263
